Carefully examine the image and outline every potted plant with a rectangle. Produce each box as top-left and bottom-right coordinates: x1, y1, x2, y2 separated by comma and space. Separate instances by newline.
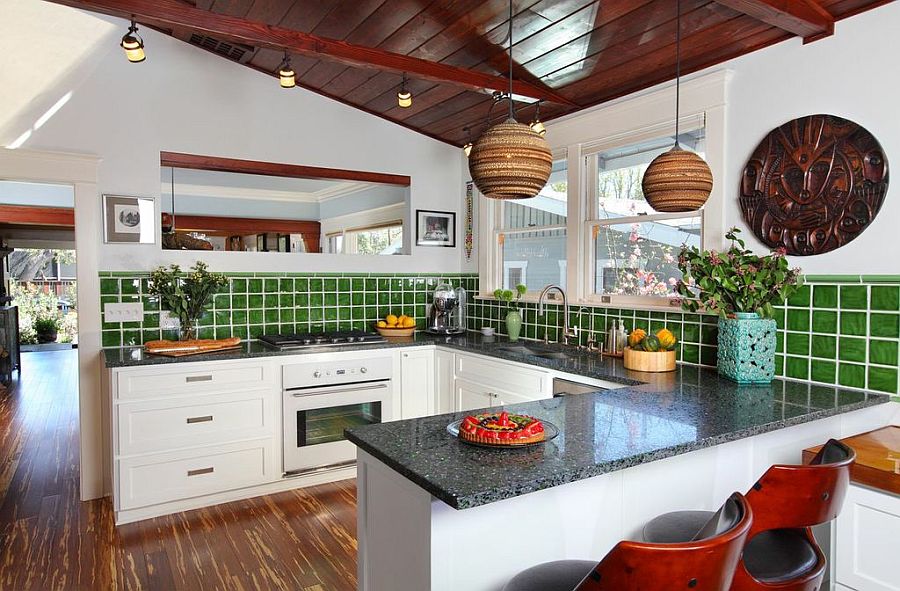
34, 314, 60, 344
493, 284, 527, 342
624, 328, 678, 372
148, 262, 229, 341
676, 227, 802, 384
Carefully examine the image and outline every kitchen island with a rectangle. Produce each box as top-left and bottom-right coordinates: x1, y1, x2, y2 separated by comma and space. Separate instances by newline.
346, 365, 896, 591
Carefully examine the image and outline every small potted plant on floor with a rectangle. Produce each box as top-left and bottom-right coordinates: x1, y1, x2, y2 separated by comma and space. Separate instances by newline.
34, 313, 60, 344
148, 261, 229, 341
675, 227, 801, 384
493, 284, 527, 342
624, 328, 678, 372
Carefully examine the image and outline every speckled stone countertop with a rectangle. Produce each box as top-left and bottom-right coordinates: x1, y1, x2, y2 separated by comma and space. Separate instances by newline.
346, 366, 890, 510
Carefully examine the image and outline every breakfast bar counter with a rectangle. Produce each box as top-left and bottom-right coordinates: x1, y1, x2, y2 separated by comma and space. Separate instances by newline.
346, 364, 897, 591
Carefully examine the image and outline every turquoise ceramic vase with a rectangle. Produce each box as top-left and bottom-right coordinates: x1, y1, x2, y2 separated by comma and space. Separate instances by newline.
505, 310, 522, 342
717, 312, 777, 384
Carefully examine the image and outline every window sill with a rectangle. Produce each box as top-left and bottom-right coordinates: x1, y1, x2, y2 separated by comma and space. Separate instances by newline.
473, 294, 713, 315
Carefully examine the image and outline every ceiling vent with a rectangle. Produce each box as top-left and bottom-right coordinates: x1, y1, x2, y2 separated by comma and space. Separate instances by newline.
188, 33, 254, 63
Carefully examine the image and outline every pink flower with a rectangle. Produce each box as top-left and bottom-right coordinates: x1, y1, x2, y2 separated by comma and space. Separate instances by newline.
663, 253, 675, 264
709, 251, 723, 266
774, 247, 787, 257
668, 277, 677, 285
629, 232, 639, 243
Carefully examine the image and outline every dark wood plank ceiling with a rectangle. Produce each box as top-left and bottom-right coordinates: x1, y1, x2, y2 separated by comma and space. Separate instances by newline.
91, 0, 899, 145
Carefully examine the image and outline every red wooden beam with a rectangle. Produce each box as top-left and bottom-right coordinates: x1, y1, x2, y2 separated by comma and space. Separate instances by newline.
713, 0, 834, 42
160, 152, 411, 186
0, 205, 74, 227
46, 0, 578, 106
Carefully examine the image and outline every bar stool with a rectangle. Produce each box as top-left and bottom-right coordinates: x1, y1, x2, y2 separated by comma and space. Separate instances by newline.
503, 492, 752, 591
643, 439, 855, 591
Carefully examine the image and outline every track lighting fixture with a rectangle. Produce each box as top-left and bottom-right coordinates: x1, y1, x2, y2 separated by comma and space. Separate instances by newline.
278, 52, 296, 88
120, 19, 145, 63
398, 74, 412, 108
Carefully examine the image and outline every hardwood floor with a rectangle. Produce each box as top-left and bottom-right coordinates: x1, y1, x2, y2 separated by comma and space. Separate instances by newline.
0, 350, 358, 590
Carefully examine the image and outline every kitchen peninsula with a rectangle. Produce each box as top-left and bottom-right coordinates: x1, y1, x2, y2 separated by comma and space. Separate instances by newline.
345, 345, 894, 591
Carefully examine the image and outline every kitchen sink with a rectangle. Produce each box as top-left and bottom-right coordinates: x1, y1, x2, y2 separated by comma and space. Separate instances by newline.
497, 345, 580, 360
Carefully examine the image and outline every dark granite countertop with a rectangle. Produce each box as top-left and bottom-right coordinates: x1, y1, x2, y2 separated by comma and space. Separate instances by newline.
346, 368, 890, 510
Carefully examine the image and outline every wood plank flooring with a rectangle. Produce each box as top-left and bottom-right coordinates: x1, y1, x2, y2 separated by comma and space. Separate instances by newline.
0, 350, 358, 590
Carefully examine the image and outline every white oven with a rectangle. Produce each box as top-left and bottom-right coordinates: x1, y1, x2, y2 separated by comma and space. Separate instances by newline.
282, 356, 393, 476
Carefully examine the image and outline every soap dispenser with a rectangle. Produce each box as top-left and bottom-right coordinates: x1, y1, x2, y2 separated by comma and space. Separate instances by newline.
617, 320, 628, 355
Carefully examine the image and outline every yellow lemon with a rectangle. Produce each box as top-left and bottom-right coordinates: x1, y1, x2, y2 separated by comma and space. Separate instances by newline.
402, 317, 416, 328
376, 320, 387, 329
386, 314, 398, 326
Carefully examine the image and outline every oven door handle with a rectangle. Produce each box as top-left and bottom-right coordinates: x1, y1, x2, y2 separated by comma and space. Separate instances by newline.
288, 381, 389, 397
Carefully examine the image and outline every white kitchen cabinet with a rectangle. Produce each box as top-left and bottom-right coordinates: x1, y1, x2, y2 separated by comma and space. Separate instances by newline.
455, 352, 550, 400
434, 349, 455, 415
454, 378, 498, 412
836, 483, 900, 591
400, 348, 435, 419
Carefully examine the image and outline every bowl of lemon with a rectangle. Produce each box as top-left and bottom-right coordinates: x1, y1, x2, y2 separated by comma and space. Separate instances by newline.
375, 314, 417, 337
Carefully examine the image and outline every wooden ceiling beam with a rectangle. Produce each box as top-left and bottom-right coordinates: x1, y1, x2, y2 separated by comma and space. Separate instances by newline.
0, 205, 74, 228
46, 0, 578, 106
712, 0, 834, 42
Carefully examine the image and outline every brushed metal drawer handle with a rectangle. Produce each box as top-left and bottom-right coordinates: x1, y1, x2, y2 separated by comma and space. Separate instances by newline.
186, 415, 213, 424
186, 375, 213, 383
187, 467, 214, 477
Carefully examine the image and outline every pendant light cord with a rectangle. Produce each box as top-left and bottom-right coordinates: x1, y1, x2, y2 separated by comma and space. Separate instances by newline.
507, 0, 514, 120
675, 0, 681, 145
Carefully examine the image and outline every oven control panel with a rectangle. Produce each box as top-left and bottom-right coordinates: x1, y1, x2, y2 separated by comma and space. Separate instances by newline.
283, 356, 392, 389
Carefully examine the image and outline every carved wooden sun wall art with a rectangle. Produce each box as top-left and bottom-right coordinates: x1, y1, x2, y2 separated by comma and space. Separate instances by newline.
739, 114, 889, 256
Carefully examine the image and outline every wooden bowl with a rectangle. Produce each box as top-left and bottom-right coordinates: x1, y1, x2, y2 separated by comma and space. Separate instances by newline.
376, 326, 416, 338
623, 347, 676, 372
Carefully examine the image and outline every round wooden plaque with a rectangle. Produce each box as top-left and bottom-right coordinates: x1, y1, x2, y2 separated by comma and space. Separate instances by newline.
739, 114, 888, 256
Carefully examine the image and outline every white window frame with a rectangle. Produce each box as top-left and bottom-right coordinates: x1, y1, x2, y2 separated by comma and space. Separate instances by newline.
476, 70, 729, 309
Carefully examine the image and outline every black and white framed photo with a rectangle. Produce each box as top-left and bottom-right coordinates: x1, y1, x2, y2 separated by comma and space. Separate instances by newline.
102, 194, 155, 244
416, 210, 456, 247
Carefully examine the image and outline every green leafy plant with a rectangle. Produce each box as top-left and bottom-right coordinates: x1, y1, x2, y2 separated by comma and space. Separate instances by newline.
675, 227, 802, 319
33, 314, 60, 334
147, 262, 229, 340
493, 284, 527, 311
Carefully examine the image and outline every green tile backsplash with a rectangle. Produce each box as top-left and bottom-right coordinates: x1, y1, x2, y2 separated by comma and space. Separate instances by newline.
99, 272, 899, 396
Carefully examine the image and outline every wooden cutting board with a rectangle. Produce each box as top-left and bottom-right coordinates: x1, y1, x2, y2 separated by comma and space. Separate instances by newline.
803, 426, 900, 495
146, 345, 243, 358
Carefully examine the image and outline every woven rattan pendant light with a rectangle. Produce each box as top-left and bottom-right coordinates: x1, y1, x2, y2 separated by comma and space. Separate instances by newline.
468, 1, 551, 200
642, 0, 713, 212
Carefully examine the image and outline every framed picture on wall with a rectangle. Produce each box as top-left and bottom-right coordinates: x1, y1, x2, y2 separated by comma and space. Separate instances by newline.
102, 194, 155, 244
416, 210, 456, 247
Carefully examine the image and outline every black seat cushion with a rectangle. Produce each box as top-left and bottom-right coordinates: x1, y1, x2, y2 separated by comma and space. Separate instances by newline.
503, 560, 598, 591
742, 529, 820, 583
642, 511, 713, 543
810, 438, 853, 465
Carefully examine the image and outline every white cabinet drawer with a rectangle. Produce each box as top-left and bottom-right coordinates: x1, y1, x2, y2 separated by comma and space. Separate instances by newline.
455, 353, 549, 397
117, 439, 277, 510
115, 361, 273, 400
116, 389, 276, 455
836, 484, 900, 591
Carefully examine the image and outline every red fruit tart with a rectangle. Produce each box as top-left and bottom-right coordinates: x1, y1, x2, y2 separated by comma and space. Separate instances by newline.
458, 411, 545, 446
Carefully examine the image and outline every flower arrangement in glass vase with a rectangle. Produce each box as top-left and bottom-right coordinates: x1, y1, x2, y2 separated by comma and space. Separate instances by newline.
148, 261, 229, 341
675, 227, 802, 384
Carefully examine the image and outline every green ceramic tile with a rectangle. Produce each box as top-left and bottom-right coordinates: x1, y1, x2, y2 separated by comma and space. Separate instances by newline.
773, 308, 786, 330
232, 310, 247, 324
248, 294, 263, 309
264, 309, 279, 324
774, 354, 784, 375
101, 331, 121, 347
786, 333, 809, 356
264, 294, 278, 308
700, 346, 717, 367
325, 293, 337, 306
232, 294, 247, 309
682, 344, 700, 364
838, 363, 866, 389
840, 312, 867, 336
100, 278, 119, 295
231, 278, 247, 293
786, 356, 809, 380
700, 324, 718, 345
787, 285, 811, 307
338, 278, 350, 292
812, 285, 838, 309
870, 313, 899, 338
295, 278, 309, 292
279, 294, 293, 307
802, 275, 860, 283
310, 279, 323, 291
861, 275, 900, 284
839, 285, 867, 310
868, 366, 898, 393
296, 309, 309, 322
810, 360, 836, 384
812, 310, 838, 334
839, 337, 866, 363
871, 286, 900, 311
280, 279, 293, 292
324, 278, 337, 291
264, 279, 279, 293
810, 335, 836, 359
786, 309, 810, 332
120, 279, 140, 295
870, 340, 898, 366
310, 293, 324, 307
248, 310, 264, 325
248, 279, 262, 293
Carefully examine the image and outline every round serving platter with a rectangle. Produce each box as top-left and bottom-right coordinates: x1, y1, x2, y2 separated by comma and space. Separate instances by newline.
446, 418, 559, 449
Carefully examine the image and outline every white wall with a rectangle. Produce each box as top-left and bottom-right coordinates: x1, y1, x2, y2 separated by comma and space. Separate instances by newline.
542, 2, 900, 275
3, 5, 465, 275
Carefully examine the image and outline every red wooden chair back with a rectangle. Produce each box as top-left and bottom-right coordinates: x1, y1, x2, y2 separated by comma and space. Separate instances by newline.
576, 493, 752, 591
743, 439, 855, 538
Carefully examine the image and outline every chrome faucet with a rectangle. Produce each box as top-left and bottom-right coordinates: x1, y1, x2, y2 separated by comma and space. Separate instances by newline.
537, 284, 577, 346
